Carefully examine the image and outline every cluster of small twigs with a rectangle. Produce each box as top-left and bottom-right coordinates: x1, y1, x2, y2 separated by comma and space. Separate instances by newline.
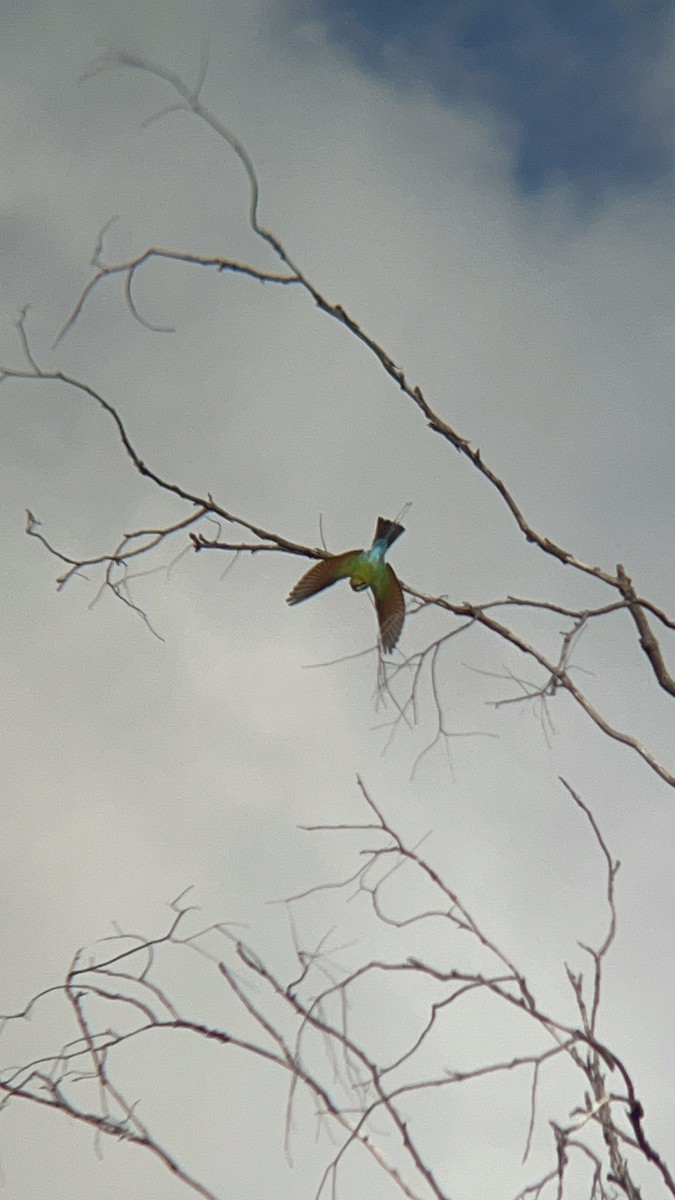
1, 51, 674, 1199
0, 781, 668, 1199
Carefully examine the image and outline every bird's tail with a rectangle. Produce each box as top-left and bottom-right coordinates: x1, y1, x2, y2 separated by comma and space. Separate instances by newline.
373, 517, 405, 550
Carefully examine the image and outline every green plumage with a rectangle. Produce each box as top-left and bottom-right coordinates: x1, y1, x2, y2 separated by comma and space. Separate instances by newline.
287, 518, 406, 653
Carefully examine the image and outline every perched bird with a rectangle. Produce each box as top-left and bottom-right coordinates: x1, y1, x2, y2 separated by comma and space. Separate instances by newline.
287, 517, 406, 653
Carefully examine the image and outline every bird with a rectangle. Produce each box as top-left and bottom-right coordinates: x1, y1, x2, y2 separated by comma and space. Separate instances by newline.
287, 517, 406, 653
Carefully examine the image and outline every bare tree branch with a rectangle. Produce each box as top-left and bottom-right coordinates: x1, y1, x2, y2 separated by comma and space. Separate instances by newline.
2, 782, 669, 1199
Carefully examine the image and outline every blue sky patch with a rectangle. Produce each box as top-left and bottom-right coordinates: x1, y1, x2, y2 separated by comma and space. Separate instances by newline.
297, 0, 674, 200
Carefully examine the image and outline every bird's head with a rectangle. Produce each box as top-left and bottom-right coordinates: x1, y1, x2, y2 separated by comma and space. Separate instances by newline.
349, 573, 369, 592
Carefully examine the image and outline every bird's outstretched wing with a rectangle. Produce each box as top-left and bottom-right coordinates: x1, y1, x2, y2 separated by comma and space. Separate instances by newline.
372, 564, 405, 653
286, 551, 361, 605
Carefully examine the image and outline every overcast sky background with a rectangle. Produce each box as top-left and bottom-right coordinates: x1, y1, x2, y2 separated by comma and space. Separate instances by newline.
2, 1, 675, 1197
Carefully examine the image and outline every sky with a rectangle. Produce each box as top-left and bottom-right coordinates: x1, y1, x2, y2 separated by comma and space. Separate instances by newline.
303, 0, 675, 197
1, 1, 675, 1197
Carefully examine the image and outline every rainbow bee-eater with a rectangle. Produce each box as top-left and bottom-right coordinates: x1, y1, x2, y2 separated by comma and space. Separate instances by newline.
287, 517, 406, 653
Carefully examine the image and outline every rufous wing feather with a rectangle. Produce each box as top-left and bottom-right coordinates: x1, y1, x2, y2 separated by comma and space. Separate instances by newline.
286, 551, 360, 605
373, 564, 405, 653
